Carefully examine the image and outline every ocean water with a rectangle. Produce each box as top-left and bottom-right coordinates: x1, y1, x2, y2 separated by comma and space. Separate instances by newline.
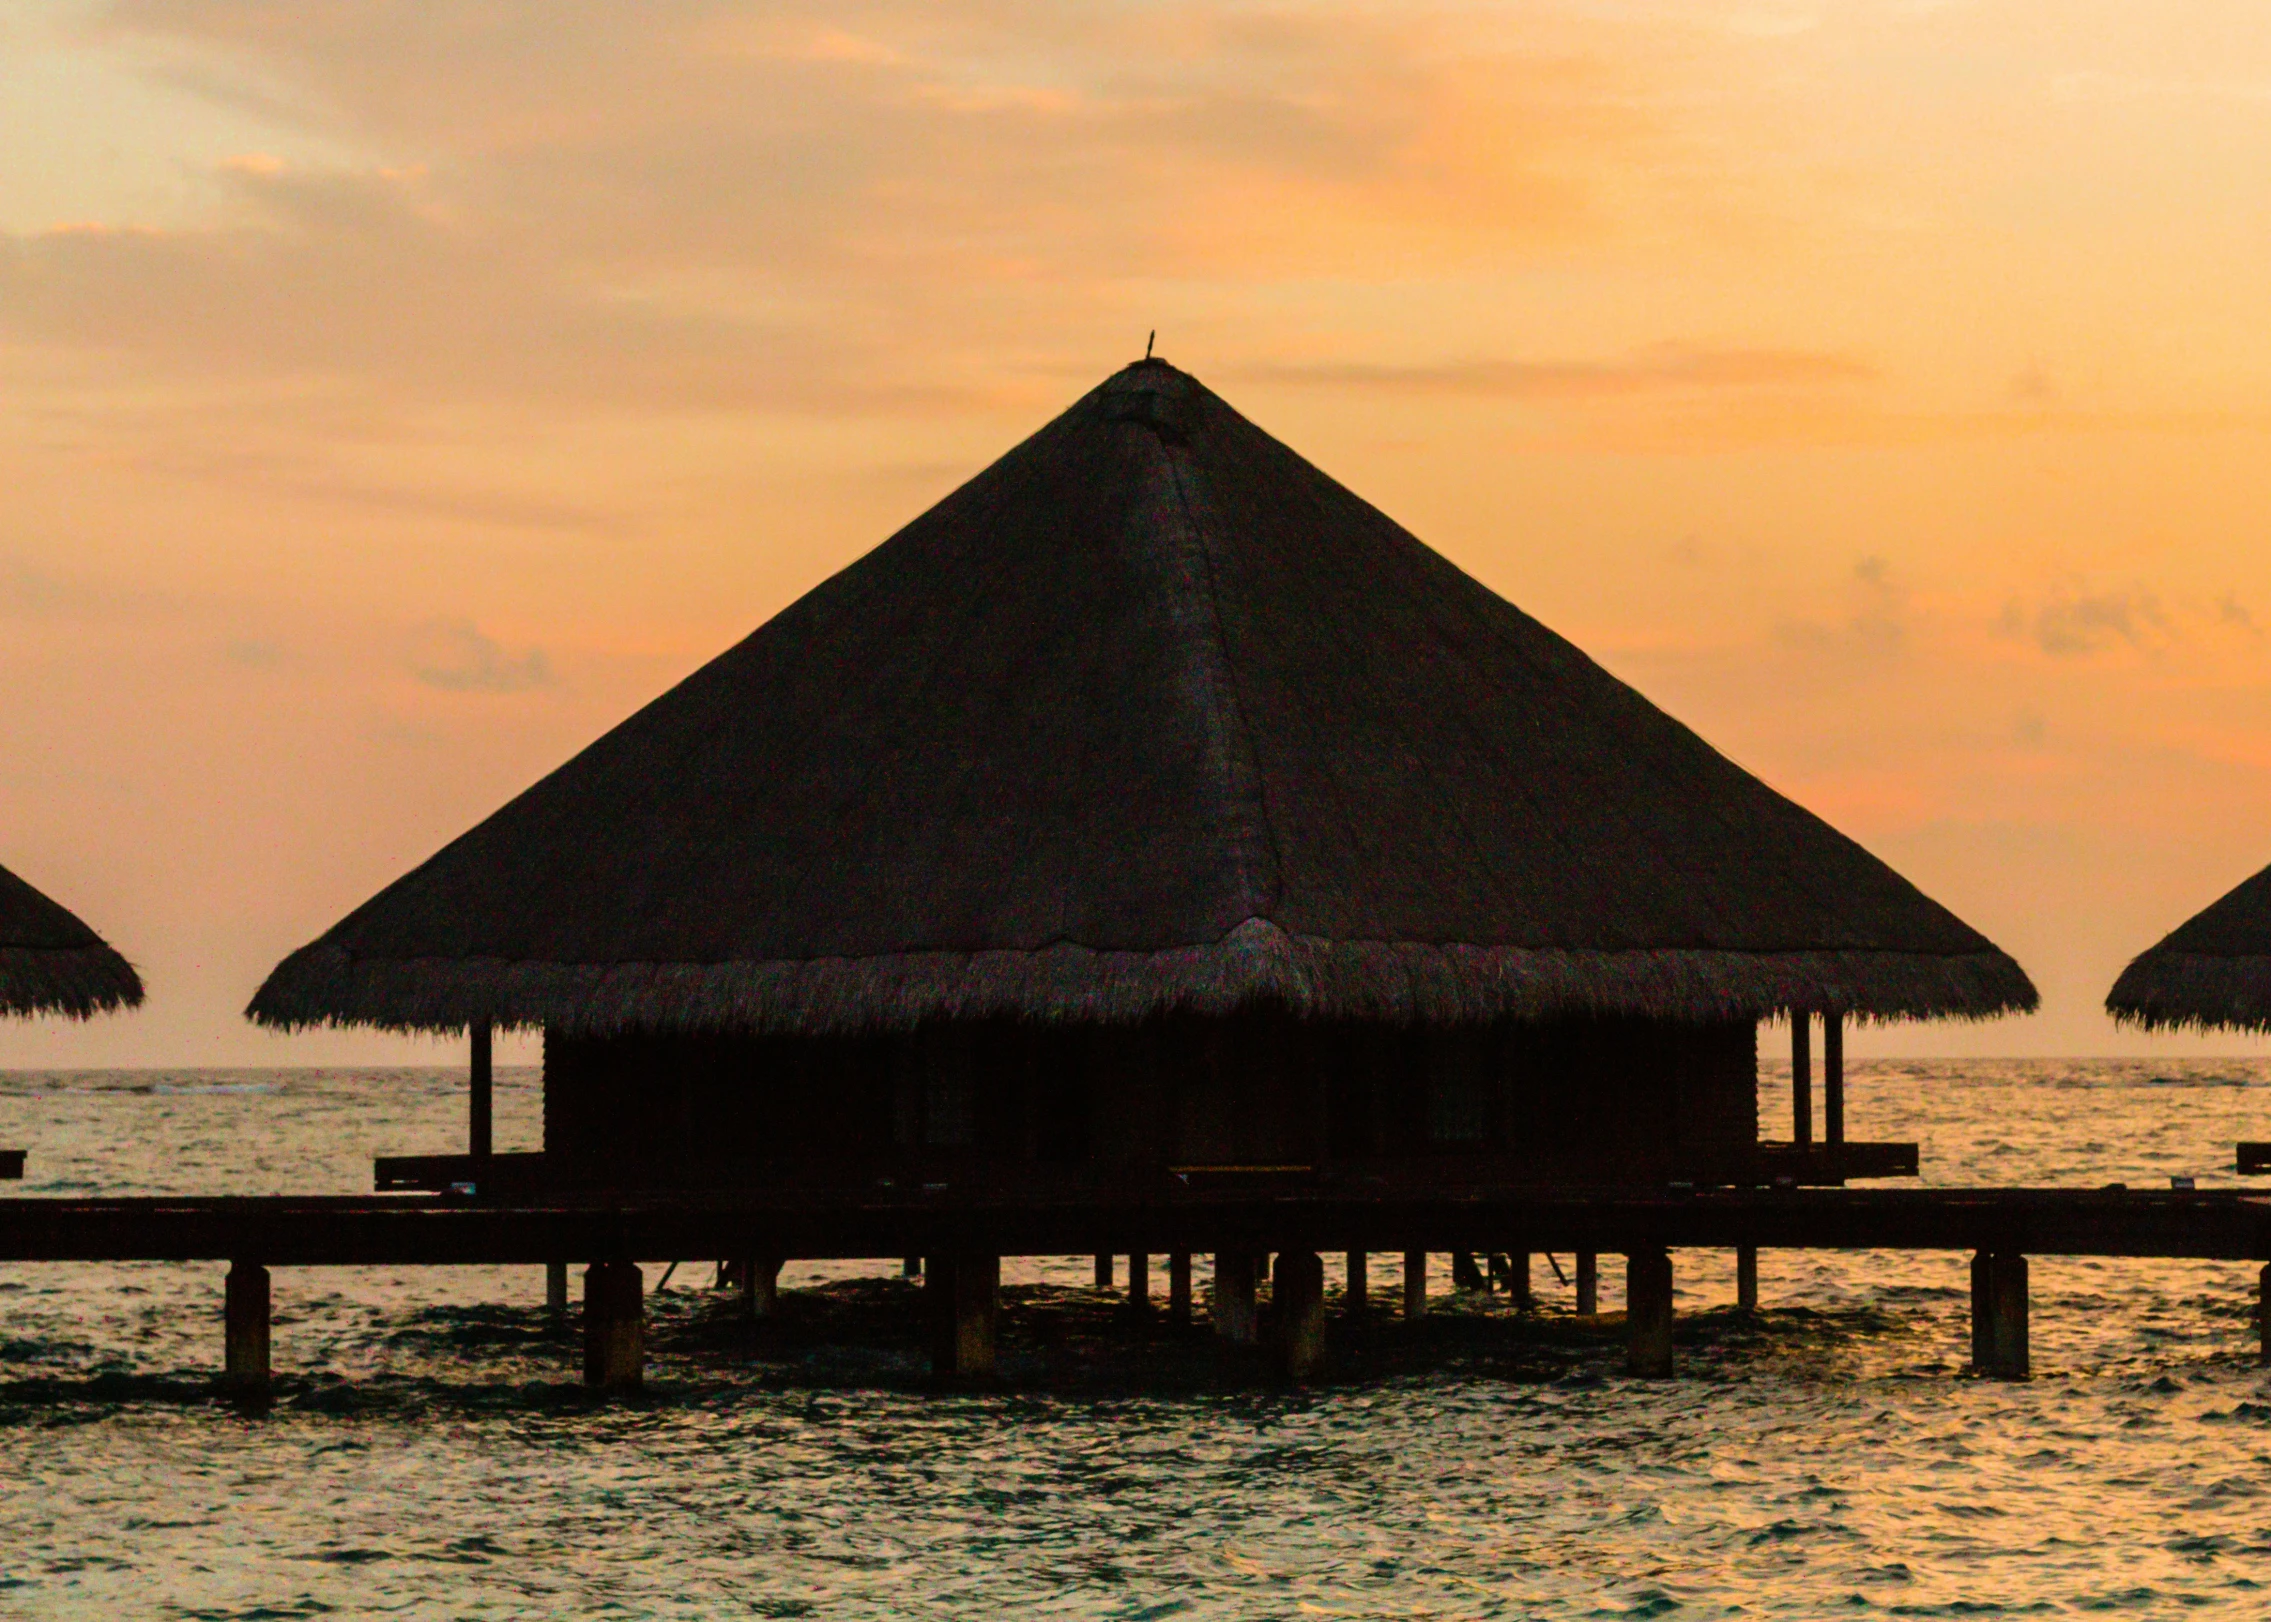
3, 1058, 2271, 1618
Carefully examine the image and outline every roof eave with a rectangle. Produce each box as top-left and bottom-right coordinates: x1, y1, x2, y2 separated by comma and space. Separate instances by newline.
247, 920, 2038, 1038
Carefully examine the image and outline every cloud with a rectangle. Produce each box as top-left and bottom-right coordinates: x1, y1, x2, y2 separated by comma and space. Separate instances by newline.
0, 2, 1684, 417
1774, 554, 1911, 662
1998, 584, 2170, 658
407, 620, 553, 693
1242, 343, 1875, 399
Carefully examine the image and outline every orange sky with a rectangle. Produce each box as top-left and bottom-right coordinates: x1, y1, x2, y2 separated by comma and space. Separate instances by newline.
5, 0, 2270, 1067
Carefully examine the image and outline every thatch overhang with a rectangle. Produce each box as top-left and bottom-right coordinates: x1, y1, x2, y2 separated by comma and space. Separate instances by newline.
1, 861, 144, 1020
249, 360, 2035, 1039
2107, 863, 2271, 1032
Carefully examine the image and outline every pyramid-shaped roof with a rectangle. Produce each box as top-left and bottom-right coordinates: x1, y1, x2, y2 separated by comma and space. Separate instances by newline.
1, 860, 143, 1019
250, 360, 2034, 1036
2107, 862, 2271, 1032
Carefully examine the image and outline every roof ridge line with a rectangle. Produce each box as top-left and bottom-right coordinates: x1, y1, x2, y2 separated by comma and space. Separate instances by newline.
1150, 430, 1283, 920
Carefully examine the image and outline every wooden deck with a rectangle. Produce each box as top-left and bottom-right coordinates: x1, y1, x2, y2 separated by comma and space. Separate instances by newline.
8, 1182, 2264, 1394
1, 1183, 2264, 1265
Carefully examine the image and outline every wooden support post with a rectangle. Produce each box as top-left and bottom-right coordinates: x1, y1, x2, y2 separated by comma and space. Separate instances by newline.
1509, 1251, 1533, 1311
469, 1020, 493, 1162
1213, 1252, 1260, 1345
546, 1261, 568, 1312
1736, 1246, 1759, 1312
1575, 1251, 1598, 1315
1169, 1252, 1193, 1327
1791, 1013, 1812, 1149
1402, 1251, 1428, 1320
742, 1255, 781, 1320
903, 1256, 922, 1278
1824, 1012, 1844, 1150
1970, 1250, 2029, 1378
1345, 1251, 1369, 1317
1093, 1253, 1114, 1290
1128, 1252, 1151, 1316
926, 1253, 999, 1382
222, 1261, 271, 1399
1273, 1250, 1326, 1381
583, 1261, 644, 1390
2258, 1264, 2271, 1365
1625, 1249, 1674, 1377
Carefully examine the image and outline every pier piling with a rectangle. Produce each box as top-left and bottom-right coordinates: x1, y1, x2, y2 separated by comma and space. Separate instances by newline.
1214, 1251, 1260, 1344
926, 1252, 999, 1382
741, 1255, 781, 1320
1575, 1251, 1598, 1315
546, 1260, 568, 1312
222, 1261, 271, 1399
2259, 1264, 2270, 1365
1168, 1252, 1192, 1327
582, 1261, 644, 1390
1626, 1249, 1674, 1377
1274, 1250, 1326, 1380
1736, 1246, 1759, 1312
1402, 1251, 1428, 1320
1970, 1250, 2029, 1378
1128, 1252, 1151, 1317
1092, 1253, 1113, 1290
1346, 1250, 1369, 1317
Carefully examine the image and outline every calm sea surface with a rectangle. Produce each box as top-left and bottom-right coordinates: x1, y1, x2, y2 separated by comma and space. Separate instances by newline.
5, 1059, 2271, 1618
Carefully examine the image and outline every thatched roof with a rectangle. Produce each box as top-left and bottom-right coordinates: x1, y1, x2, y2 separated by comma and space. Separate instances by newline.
1, 860, 143, 1020
2107, 863, 2271, 1032
250, 359, 2035, 1038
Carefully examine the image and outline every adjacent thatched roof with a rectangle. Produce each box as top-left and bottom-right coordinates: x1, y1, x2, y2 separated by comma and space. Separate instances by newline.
1, 861, 143, 1020
2107, 863, 2271, 1032
251, 359, 2035, 1038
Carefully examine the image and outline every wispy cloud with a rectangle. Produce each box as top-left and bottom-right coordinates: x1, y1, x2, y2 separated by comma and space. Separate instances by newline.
407, 620, 553, 693
1998, 585, 2171, 658
1244, 344, 1874, 399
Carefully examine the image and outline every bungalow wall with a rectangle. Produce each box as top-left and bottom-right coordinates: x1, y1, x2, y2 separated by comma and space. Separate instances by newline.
541, 1012, 1758, 1192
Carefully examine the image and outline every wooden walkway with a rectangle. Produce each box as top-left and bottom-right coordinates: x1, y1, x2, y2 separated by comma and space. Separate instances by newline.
5, 1183, 2271, 1396
1, 1184, 2267, 1265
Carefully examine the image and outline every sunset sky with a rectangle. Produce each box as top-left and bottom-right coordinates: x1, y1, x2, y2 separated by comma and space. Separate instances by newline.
5, 0, 2270, 1067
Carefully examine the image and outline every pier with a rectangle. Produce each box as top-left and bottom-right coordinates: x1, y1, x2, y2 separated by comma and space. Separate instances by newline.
4, 1182, 2266, 1395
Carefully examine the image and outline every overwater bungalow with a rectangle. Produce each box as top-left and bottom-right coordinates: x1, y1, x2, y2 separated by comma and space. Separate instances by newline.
1, 859, 144, 1178
2108, 863, 2271, 1034
248, 358, 2035, 1377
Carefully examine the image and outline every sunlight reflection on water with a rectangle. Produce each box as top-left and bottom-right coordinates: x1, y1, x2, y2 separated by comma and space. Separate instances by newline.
2, 1059, 2271, 1617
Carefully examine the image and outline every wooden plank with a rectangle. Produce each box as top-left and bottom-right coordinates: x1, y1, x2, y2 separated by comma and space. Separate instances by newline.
0, 1185, 2267, 1265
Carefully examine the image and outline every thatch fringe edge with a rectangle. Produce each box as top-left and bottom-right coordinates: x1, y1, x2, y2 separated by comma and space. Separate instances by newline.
0, 943, 146, 1021
2106, 951, 2271, 1034
247, 918, 2037, 1036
